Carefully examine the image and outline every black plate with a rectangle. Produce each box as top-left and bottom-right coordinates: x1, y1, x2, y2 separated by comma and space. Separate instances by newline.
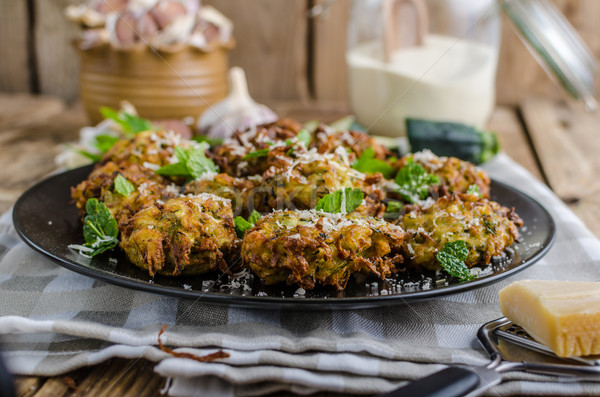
13, 165, 555, 310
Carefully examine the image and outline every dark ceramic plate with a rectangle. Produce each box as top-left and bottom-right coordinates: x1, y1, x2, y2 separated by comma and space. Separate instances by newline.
13, 165, 555, 310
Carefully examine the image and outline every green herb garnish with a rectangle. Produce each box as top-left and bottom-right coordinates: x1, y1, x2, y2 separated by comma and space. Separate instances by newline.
114, 174, 135, 196
315, 188, 364, 214
384, 200, 404, 217
436, 240, 474, 281
69, 199, 118, 257
395, 159, 440, 203
482, 215, 497, 235
192, 135, 224, 147
296, 129, 312, 147
467, 184, 481, 196
100, 106, 154, 136
156, 144, 218, 180
352, 147, 395, 179
234, 210, 261, 238
243, 149, 270, 160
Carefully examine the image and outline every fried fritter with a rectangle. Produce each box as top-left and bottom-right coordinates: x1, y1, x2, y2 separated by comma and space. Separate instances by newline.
400, 193, 523, 271
119, 194, 239, 277
71, 161, 179, 225
241, 210, 405, 290
212, 119, 305, 177
259, 148, 386, 216
312, 127, 390, 161
183, 173, 261, 217
101, 130, 190, 168
395, 150, 491, 198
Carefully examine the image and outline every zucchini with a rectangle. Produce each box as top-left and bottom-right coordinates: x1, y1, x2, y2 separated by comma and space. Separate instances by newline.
406, 118, 499, 164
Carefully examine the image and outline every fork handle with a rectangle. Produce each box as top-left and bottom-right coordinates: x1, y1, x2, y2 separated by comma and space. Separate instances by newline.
378, 367, 480, 397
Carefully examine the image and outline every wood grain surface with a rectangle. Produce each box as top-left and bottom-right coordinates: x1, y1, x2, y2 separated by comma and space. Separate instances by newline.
0, 0, 32, 93
2, 0, 599, 106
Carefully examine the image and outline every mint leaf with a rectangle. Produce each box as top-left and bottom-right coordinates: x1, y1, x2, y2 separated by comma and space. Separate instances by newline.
315, 188, 364, 214
186, 146, 218, 179
352, 147, 395, 179
155, 162, 190, 177
95, 134, 120, 153
436, 240, 474, 281
156, 144, 218, 180
248, 210, 261, 225
192, 135, 224, 147
467, 184, 481, 196
100, 106, 153, 136
243, 149, 269, 159
296, 129, 312, 147
395, 160, 440, 203
234, 210, 261, 238
70, 199, 119, 257
384, 200, 404, 217
114, 174, 135, 196
73, 147, 102, 163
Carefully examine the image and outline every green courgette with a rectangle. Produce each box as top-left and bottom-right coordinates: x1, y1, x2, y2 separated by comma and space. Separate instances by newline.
406, 118, 499, 164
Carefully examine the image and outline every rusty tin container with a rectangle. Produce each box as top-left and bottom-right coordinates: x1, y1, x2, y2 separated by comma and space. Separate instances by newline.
79, 45, 230, 123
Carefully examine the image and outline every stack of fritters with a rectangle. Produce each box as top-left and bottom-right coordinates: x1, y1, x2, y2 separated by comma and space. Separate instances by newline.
71, 118, 523, 291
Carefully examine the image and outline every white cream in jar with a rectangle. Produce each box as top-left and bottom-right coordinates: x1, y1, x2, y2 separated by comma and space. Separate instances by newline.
347, 34, 497, 136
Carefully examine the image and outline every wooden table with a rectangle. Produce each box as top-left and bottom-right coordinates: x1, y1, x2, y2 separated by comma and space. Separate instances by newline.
2, 93, 599, 396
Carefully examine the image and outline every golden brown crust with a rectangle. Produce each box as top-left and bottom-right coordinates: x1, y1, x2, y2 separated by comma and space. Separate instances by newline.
119, 195, 240, 277
394, 151, 491, 198
70, 161, 179, 225
400, 194, 522, 271
241, 210, 405, 290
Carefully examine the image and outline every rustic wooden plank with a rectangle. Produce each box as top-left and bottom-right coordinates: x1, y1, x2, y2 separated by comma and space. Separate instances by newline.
0, 95, 86, 213
204, 0, 309, 102
311, 0, 350, 102
0, 0, 32, 93
486, 106, 543, 181
74, 358, 163, 396
520, 97, 596, 202
15, 376, 44, 397
496, 0, 600, 106
0, 94, 65, 130
34, 0, 81, 104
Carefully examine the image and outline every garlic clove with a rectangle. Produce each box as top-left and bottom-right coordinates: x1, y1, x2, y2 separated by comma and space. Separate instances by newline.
197, 67, 278, 139
151, 0, 188, 29
137, 11, 159, 42
113, 12, 139, 47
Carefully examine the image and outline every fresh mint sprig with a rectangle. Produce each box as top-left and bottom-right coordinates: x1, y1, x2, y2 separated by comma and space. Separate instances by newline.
395, 159, 440, 203
352, 147, 395, 179
234, 210, 261, 238
315, 188, 364, 214
69, 199, 119, 257
436, 240, 474, 281
156, 144, 218, 180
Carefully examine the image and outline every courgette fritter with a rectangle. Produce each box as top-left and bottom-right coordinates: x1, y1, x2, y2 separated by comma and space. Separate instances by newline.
101, 130, 192, 168
183, 173, 261, 217
260, 148, 386, 216
312, 127, 390, 161
400, 193, 523, 271
119, 194, 239, 276
71, 161, 179, 225
241, 210, 405, 290
394, 150, 491, 198
212, 119, 305, 177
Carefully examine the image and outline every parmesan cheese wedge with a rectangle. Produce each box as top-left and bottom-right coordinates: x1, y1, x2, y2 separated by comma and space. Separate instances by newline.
499, 280, 600, 357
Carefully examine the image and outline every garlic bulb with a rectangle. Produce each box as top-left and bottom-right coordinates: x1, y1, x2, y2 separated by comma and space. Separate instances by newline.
197, 67, 278, 139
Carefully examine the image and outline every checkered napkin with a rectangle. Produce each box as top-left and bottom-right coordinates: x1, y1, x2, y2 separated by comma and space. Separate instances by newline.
1, 153, 600, 396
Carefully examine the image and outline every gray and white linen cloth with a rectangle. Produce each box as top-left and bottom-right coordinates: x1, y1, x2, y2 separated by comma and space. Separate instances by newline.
1, 153, 599, 396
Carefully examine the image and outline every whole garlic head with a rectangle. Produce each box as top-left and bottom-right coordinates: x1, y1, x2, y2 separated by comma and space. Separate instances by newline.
197, 67, 277, 139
